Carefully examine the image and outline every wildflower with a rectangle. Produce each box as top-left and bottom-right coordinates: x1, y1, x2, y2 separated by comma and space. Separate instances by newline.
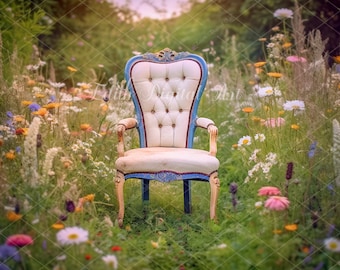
284, 224, 298, 231
267, 72, 282, 78
80, 124, 92, 131
6, 234, 34, 247
255, 201, 263, 208
35, 93, 45, 98
32, 107, 48, 116
49, 81, 66, 88
273, 229, 283, 234
332, 56, 340, 64
0, 244, 21, 262
52, 222, 65, 230
28, 103, 41, 112
26, 79, 36, 86
254, 61, 266, 68
242, 107, 254, 113
65, 200, 76, 213
238, 135, 251, 146
286, 55, 307, 63
67, 66, 77, 72
43, 102, 62, 109
102, 254, 118, 269
5, 150, 15, 160
258, 186, 281, 196
291, 124, 300, 130
264, 196, 290, 211
258, 38, 267, 42
111, 245, 122, 252
21, 100, 33, 106
256, 86, 273, 97
324, 237, 340, 252
151, 240, 159, 248
15, 128, 28, 135
77, 82, 91, 90
283, 100, 305, 111
285, 162, 294, 180
6, 211, 22, 221
56, 226, 89, 246
264, 117, 285, 127
273, 8, 293, 19
254, 133, 265, 142
282, 42, 292, 49
83, 194, 95, 202
252, 116, 262, 123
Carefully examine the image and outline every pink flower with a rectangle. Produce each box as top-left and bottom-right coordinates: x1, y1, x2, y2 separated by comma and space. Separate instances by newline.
264, 196, 290, 211
264, 117, 285, 127
286, 55, 307, 63
258, 186, 281, 196
6, 234, 34, 247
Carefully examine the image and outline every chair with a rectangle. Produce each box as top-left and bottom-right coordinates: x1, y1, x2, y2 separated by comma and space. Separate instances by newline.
115, 48, 220, 227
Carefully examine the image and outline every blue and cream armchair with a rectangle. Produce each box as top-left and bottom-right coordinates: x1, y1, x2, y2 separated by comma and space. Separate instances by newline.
115, 48, 220, 227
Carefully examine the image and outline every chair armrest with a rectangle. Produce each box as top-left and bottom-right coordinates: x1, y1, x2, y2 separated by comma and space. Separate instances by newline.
117, 118, 137, 157
196, 117, 218, 156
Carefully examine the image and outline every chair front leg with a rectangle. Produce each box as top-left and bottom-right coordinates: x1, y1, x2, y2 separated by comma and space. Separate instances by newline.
115, 171, 125, 228
209, 172, 220, 221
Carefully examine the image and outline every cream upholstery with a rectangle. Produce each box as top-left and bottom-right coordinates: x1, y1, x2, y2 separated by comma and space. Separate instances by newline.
114, 48, 220, 227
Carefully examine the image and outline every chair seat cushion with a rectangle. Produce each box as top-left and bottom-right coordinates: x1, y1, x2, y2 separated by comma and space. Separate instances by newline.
116, 147, 219, 176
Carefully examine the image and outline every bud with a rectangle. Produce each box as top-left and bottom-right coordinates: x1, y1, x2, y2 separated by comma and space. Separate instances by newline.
285, 162, 294, 180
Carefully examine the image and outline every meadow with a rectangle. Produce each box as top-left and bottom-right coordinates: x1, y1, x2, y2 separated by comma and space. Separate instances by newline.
1, 1, 340, 269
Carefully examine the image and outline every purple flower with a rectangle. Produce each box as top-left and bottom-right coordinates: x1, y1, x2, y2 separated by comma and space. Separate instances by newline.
28, 103, 41, 112
65, 200, 76, 213
0, 244, 21, 262
308, 142, 317, 158
6, 111, 13, 118
285, 162, 294, 180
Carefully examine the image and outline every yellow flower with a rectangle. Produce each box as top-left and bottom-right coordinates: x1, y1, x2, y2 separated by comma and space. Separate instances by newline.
101, 103, 108, 112
284, 224, 298, 231
252, 116, 262, 123
13, 115, 25, 123
278, 110, 285, 116
151, 240, 159, 248
267, 72, 282, 78
258, 38, 267, 42
6, 211, 22, 221
242, 107, 254, 113
52, 222, 65, 230
5, 150, 15, 160
273, 229, 283, 234
254, 61, 266, 68
291, 124, 300, 130
67, 66, 77, 72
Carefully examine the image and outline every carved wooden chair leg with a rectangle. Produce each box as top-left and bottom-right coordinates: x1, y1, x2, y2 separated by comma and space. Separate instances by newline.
209, 172, 220, 221
115, 171, 125, 228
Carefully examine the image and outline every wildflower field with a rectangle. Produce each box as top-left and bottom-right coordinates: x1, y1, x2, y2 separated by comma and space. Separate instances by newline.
1, 0, 340, 269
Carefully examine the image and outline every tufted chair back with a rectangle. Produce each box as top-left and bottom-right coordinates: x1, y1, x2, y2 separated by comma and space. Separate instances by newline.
125, 48, 208, 148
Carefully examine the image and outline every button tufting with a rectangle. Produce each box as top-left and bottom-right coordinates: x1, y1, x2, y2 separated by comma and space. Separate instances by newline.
173, 92, 177, 97
158, 124, 163, 128
148, 77, 152, 81
151, 109, 155, 114
172, 124, 176, 128
179, 109, 183, 112
166, 108, 169, 113
182, 76, 186, 80
165, 77, 169, 81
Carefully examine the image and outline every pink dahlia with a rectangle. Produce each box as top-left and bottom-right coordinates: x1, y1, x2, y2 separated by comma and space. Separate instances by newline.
264, 196, 290, 211
258, 186, 281, 196
6, 234, 34, 247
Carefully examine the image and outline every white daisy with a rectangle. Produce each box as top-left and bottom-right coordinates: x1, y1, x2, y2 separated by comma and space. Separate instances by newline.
283, 100, 305, 111
102, 254, 118, 269
56, 226, 89, 246
324, 237, 340, 252
273, 8, 293, 19
238, 135, 251, 146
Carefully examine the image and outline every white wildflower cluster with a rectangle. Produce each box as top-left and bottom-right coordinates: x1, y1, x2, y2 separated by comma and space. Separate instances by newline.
42, 147, 61, 178
245, 152, 278, 183
92, 161, 114, 179
0, 125, 16, 140
22, 117, 41, 186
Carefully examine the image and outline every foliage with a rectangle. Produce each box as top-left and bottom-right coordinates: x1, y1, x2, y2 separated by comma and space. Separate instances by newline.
1, 1, 340, 270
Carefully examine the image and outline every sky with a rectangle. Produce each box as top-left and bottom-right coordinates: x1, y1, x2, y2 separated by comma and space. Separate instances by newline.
111, 0, 191, 20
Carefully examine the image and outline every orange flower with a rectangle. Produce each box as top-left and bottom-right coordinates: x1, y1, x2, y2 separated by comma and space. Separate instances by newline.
51, 222, 65, 230
242, 107, 254, 113
26, 79, 36, 86
13, 115, 25, 123
80, 124, 92, 131
278, 110, 285, 116
252, 116, 262, 123
6, 211, 22, 221
33, 107, 48, 116
35, 93, 45, 98
282, 42, 292, 49
267, 72, 282, 78
83, 194, 95, 202
67, 66, 77, 72
291, 124, 300, 130
273, 229, 283, 234
254, 61, 266, 68
232, 144, 238, 149
21, 100, 33, 106
284, 224, 298, 231
333, 56, 340, 64
43, 102, 62, 109
5, 150, 15, 160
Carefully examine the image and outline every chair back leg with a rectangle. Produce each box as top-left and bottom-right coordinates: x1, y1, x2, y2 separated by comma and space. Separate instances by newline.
209, 172, 220, 221
183, 180, 191, 213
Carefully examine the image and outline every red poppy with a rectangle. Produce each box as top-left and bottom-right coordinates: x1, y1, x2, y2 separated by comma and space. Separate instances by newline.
111, 245, 122, 252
